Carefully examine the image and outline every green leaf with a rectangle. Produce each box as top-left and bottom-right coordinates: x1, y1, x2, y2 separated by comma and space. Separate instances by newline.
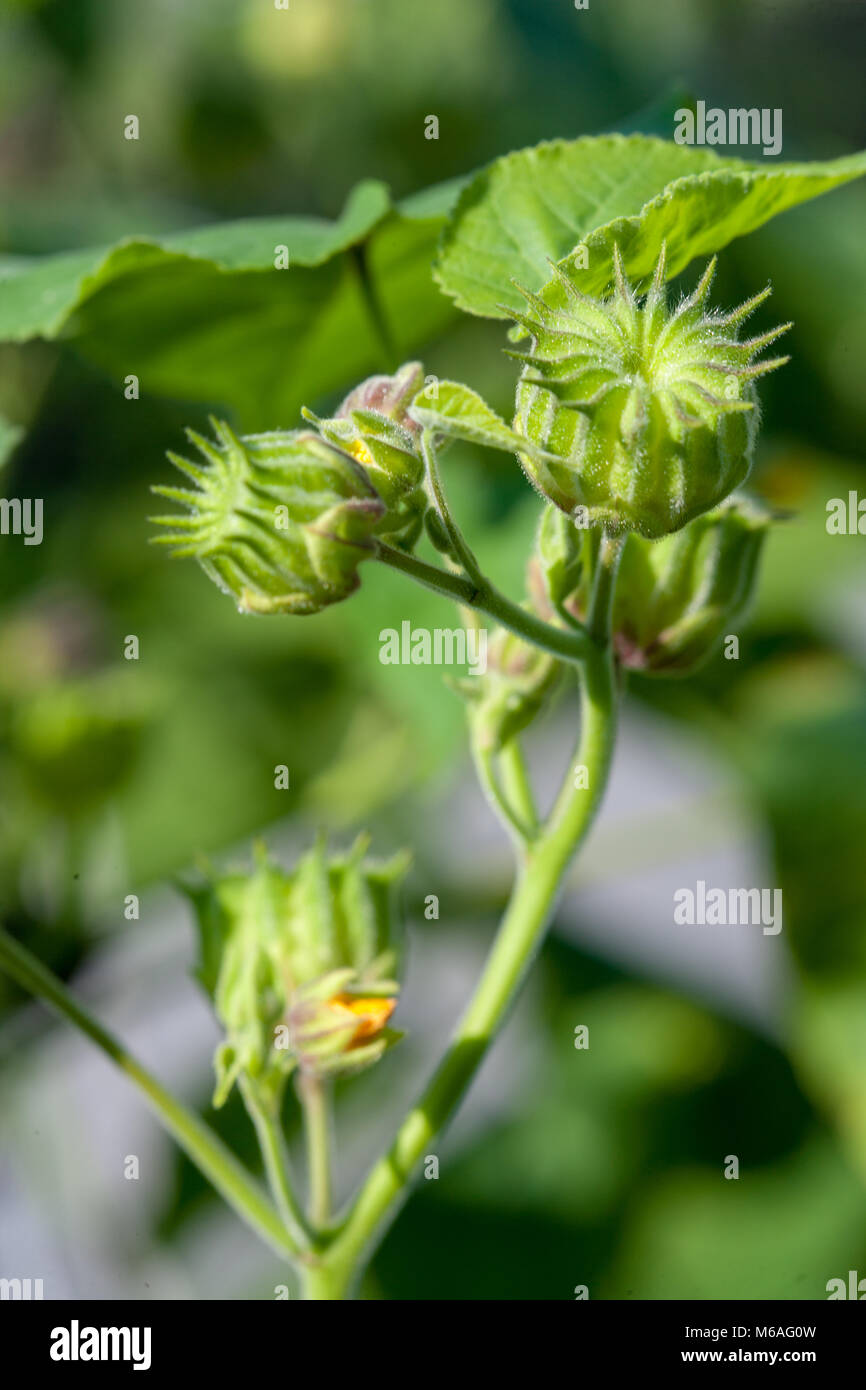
0, 179, 464, 428
434, 134, 866, 318
0, 180, 390, 341
409, 379, 547, 458
795, 981, 866, 1185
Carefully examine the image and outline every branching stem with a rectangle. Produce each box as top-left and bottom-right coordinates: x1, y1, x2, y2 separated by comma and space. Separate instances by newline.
0, 928, 300, 1261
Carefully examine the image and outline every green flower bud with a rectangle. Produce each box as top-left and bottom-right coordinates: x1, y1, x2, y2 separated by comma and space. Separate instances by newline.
151, 420, 385, 615
511, 244, 790, 538
185, 836, 409, 1105
303, 362, 428, 549
570, 494, 773, 676
454, 617, 561, 755
533, 503, 585, 610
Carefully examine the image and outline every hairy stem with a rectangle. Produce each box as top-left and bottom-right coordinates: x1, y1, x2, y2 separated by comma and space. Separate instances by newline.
499, 738, 539, 833
299, 1073, 333, 1230
239, 1079, 312, 1251
319, 639, 619, 1295
586, 531, 625, 644
0, 927, 299, 1261
375, 542, 593, 666
473, 739, 536, 848
420, 428, 485, 589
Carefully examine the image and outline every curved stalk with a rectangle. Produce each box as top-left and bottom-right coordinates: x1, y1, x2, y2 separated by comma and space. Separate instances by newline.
499, 738, 539, 833
420, 428, 485, 590
319, 638, 619, 1296
472, 739, 536, 849
0, 927, 300, 1261
586, 531, 625, 643
239, 1078, 312, 1251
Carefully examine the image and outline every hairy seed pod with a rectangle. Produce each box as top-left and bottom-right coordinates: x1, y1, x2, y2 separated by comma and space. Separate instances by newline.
511, 244, 790, 538
186, 837, 409, 1104
151, 420, 385, 615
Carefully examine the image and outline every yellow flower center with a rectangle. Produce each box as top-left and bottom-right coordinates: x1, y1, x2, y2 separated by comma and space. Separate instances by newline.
329, 993, 396, 1048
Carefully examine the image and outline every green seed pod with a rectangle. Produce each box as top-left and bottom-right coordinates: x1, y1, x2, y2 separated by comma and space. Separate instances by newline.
570, 494, 773, 676
511, 244, 790, 538
151, 420, 385, 615
303, 362, 428, 549
186, 836, 409, 1104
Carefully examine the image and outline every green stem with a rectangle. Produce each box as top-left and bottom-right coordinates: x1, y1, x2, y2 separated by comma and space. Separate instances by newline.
586, 531, 625, 645
472, 739, 536, 848
299, 1073, 333, 1229
0, 927, 299, 1261
499, 738, 538, 833
420, 428, 485, 589
239, 1079, 311, 1252
375, 543, 593, 667
299, 1261, 351, 1301
321, 641, 618, 1295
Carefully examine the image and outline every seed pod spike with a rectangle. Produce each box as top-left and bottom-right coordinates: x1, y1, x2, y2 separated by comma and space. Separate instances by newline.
714, 284, 773, 329
611, 243, 634, 306
648, 241, 668, 300
545, 256, 594, 307
510, 278, 558, 322
166, 452, 209, 487
184, 429, 229, 474
675, 256, 718, 319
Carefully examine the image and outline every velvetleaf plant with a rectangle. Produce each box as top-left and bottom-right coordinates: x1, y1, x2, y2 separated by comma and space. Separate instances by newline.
152, 238, 789, 1295
2, 130, 864, 1300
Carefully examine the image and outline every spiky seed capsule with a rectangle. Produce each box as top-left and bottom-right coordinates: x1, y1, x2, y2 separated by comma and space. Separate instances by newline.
151, 419, 385, 615
511, 244, 791, 538
186, 837, 409, 1105
303, 362, 428, 550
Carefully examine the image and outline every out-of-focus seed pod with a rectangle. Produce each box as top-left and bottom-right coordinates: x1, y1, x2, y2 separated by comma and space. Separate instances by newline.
185, 837, 409, 1104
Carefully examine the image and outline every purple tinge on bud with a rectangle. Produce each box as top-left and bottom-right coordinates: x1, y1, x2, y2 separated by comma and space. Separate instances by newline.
302, 362, 429, 549
335, 362, 426, 434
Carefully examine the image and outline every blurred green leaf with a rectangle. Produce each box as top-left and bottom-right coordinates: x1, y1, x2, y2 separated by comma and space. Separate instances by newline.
604, 1137, 864, 1299
434, 136, 866, 317
0, 180, 390, 340
795, 982, 866, 1187
0, 179, 465, 427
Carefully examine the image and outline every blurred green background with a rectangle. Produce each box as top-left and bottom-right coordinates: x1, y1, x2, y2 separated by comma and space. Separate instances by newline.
1, 0, 865, 1300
